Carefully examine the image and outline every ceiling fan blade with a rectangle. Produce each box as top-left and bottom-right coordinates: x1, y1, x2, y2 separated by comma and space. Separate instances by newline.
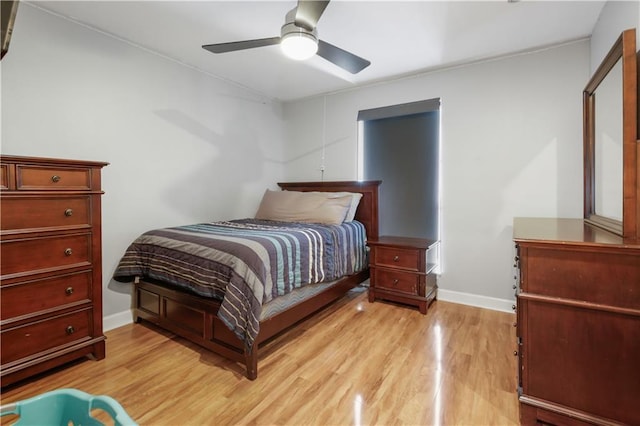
317, 40, 370, 74
295, 0, 330, 31
202, 37, 281, 54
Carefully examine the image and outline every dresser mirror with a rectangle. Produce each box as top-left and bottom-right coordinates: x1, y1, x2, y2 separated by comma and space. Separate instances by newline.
583, 28, 638, 240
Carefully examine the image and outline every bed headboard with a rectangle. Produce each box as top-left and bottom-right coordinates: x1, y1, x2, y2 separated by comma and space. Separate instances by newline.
277, 180, 381, 240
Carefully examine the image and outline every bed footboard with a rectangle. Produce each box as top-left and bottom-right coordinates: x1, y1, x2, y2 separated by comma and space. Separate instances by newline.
133, 280, 255, 375
132, 269, 368, 380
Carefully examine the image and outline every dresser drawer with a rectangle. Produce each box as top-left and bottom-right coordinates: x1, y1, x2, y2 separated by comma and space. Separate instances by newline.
1, 271, 92, 321
374, 268, 419, 295
1, 233, 91, 278
1, 196, 91, 232
1, 309, 92, 365
16, 165, 91, 191
374, 247, 420, 271
522, 247, 640, 309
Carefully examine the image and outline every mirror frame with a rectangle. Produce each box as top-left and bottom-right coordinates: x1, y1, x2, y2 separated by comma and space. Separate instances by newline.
584, 28, 638, 240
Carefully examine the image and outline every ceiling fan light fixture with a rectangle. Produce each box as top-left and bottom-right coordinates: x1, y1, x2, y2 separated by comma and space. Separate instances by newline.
204, 1, 371, 74
280, 31, 318, 61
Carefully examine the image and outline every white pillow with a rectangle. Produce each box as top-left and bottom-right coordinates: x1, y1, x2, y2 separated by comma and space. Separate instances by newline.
255, 190, 352, 225
310, 191, 363, 222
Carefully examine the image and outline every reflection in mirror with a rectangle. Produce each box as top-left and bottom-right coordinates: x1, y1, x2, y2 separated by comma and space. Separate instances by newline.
594, 58, 623, 221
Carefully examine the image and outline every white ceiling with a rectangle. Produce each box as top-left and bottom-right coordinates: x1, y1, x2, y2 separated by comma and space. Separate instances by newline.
30, 0, 606, 102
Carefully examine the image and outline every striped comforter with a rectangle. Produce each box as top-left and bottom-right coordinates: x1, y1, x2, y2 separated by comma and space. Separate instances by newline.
113, 219, 367, 348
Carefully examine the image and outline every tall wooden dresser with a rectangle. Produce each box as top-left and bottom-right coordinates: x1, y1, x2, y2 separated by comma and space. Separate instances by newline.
0, 155, 108, 386
513, 218, 640, 426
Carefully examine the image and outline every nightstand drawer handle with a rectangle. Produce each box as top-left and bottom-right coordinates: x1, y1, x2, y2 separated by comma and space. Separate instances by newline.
513, 350, 518, 356
393, 255, 399, 262
64, 208, 73, 217
393, 279, 399, 286
64, 248, 73, 256
65, 286, 74, 295
66, 325, 75, 335
51, 175, 61, 183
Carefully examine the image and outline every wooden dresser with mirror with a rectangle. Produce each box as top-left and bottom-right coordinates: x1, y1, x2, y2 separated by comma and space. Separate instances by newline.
514, 29, 640, 425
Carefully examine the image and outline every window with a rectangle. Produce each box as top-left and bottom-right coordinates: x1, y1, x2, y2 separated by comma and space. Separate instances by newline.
358, 99, 440, 240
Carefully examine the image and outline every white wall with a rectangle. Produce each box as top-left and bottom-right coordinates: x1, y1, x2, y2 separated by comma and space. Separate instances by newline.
282, 41, 590, 307
1, 4, 285, 322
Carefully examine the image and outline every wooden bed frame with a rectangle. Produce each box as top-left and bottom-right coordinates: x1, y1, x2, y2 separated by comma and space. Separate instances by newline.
132, 180, 380, 380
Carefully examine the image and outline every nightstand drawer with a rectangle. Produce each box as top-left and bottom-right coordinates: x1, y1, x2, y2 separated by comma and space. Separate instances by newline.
375, 247, 420, 271
16, 165, 91, 191
1, 309, 92, 365
1, 271, 92, 321
374, 268, 419, 295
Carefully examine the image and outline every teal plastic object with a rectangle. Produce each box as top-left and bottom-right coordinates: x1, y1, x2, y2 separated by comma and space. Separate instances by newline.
0, 388, 137, 426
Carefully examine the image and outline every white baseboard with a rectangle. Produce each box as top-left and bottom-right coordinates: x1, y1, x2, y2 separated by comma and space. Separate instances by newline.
437, 288, 515, 313
103, 310, 134, 332
101, 289, 514, 331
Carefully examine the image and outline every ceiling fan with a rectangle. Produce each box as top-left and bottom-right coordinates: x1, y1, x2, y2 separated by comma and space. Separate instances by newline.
202, 0, 371, 74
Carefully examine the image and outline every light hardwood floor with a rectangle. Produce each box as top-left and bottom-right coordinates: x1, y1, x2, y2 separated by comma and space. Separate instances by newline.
1, 287, 519, 425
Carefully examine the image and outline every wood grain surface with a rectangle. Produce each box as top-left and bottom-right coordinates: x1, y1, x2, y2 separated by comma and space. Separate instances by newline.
1, 288, 518, 425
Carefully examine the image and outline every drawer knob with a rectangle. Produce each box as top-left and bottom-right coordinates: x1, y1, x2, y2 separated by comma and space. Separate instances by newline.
512, 304, 516, 310
66, 325, 75, 335
513, 350, 518, 356
51, 175, 61, 183
65, 286, 74, 295
393, 255, 399, 262
393, 279, 399, 286
64, 248, 73, 256
64, 208, 73, 217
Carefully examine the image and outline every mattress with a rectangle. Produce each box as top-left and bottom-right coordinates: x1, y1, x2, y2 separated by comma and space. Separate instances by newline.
114, 219, 367, 348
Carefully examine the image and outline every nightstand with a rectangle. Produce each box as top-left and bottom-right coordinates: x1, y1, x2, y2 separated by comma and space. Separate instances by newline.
367, 236, 439, 314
